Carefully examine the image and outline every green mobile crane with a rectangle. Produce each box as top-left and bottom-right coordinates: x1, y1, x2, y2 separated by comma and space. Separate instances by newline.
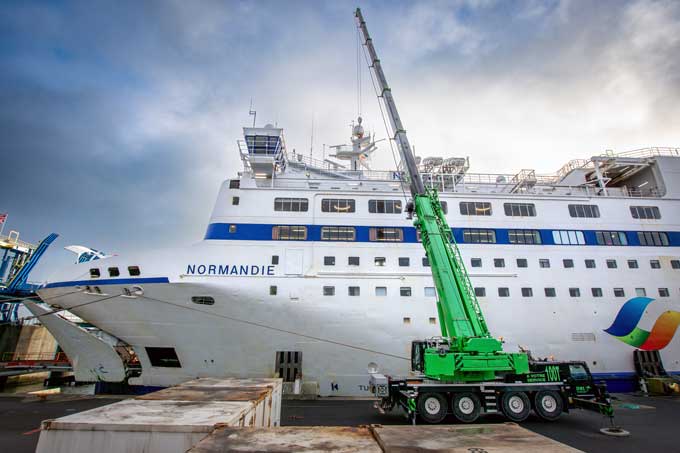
357, 8, 615, 424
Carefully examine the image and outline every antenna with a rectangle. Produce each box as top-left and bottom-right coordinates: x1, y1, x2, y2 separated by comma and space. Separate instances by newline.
309, 115, 315, 160
248, 99, 257, 127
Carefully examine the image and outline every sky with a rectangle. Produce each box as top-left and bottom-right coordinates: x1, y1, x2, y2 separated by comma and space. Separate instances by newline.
1, 0, 679, 280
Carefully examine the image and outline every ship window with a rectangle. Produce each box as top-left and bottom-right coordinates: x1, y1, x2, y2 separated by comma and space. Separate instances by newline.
89, 268, 100, 278
585, 259, 596, 269
471, 258, 482, 268
494, 258, 505, 268
650, 260, 661, 269
146, 347, 181, 368
636, 288, 647, 297
374, 257, 386, 266
569, 288, 580, 297
348, 256, 360, 266
504, 203, 536, 217
191, 296, 215, 305
400, 287, 412, 297
591, 288, 603, 297
545, 288, 556, 297
323, 286, 335, 296
108, 267, 120, 277
606, 259, 617, 269
460, 201, 492, 216
429, 317, 437, 325
671, 259, 680, 269
552, 230, 586, 245
232, 196, 240, 205
498, 287, 510, 297
403, 317, 411, 325
321, 198, 355, 213
539, 259, 550, 268
370, 227, 403, 242
630, 206, 661, 220
425, 287, 436, 297
272, 225, 307, 240
568, 204, 600, 218
324, 256, 335, 266
320, 226, 356, 241
563, 259, 574, 268
368, 199, 402, 214
440, 201, 448, 214
659, 288, 670, 297
274, 197, 308, 212
128, 266, 141, 276
229, 224, 237, 233
275, 351, 302, 382
399, 257, 410, 267
270, 286, 277, 295
272, 255, 279, 265
422, 257, 430, 267
348, 286, 360, 296
614, 288, 625, 297
628, 259, 638, 269
463, 229, 496, 243
517, 258, 528, 268
474, 287, 486, 297
521, 287, 533, 297
375, 286, 387, 296
637, 231, 669, 246
229, 179, 240, 189
508, 229, 542, 244
595, 231, 628, 246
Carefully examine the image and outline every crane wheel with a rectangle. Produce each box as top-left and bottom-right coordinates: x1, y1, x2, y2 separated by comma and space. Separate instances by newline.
501, 391, 531, 422
533, 390, 563, 421
417, 392, 448, 424
452, 392, 481, 423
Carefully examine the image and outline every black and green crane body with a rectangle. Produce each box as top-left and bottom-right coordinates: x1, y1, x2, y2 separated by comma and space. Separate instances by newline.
357, 8, 616, 425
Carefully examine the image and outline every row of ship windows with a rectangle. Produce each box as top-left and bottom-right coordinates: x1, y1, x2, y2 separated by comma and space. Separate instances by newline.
261, 285, 674, 299
265, 225, 671, 246
315, 254, 680, 270
235, 196, 663, 220
89, 266, 141, 278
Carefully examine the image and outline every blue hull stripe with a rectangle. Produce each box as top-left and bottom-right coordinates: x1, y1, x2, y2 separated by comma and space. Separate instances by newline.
44, 277, 170, 289
204, 223, 680, 247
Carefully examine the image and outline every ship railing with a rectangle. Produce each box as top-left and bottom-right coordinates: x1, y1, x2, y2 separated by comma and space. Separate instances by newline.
0, 233, 35, 252
601, 147, 680, 159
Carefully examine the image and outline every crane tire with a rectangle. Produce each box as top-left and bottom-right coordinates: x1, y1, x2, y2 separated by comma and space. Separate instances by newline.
417, 392, 448, 424
501, 391, 531, 422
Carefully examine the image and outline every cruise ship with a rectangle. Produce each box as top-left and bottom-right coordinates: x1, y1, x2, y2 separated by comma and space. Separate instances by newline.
29, 119, 680, 395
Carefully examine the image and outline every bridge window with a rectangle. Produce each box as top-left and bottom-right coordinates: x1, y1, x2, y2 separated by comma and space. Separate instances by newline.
504, 203, 536, 217
321, 226, 356, 241
498, 287, 510, 297
272, 225, 307, 240
595, 231, 628, 246
323, 286, 335, 296
369, 199, 402, 214
108, 267, 120, 277
348, 256, 360, 266
517, 258, 528, 268
460, 201, 492, 216
274, 197, 308, 212
606, 259, 617, 269
521, 288, 533, 297
508, 229, 541, 244
348, 286, 360, 296
462, 229, 496, 243
568, 204, 600, 218
545, 288, 556, 297
400, 287, 412, 297
591, 288, 603, 297
614, 288, 625, 297
585, 259, 596, 269
128, 266, 141, 276
628, 259, 638, 269
569, 288, 580, 297
191, 296, 215, 305
399, 257, 410, 267
659, 288, 670, 297
650, 260, 661, 269
494, 258, 505, 268
146, 347, 181, 368
563, 259, 574, 268
324, 256, 335, 266
321, 198, 355, 213
630, 206, 661, 220
637, 231, 669, 246
474, 287, 486, 297
89, 268, 100, 278
471, 258, 482, 268
370, 227, 403, 242
552, 230, 585, 245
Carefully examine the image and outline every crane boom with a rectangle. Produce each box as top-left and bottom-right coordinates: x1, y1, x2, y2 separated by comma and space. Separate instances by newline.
356, 8, 528, 382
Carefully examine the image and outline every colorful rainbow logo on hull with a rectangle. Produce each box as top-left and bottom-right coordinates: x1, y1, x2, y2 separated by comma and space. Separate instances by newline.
604, 297, 680, 350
